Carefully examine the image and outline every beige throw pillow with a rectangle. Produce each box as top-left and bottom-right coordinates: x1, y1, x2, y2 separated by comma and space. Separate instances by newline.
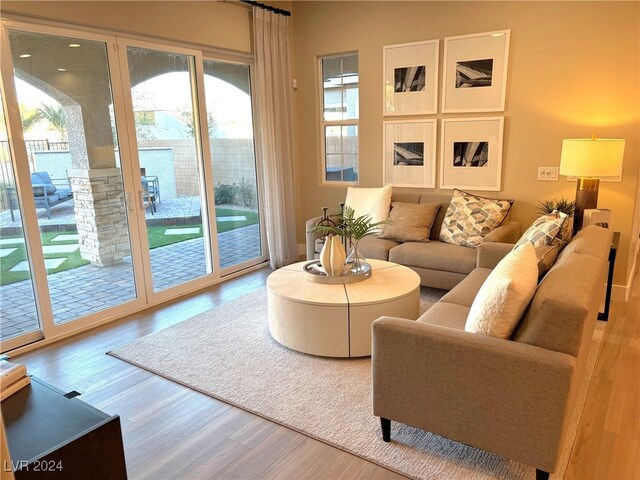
465, 243, 538, 339
439, 189, 513, 248
379, 202, 440, 243
344, 185, 393, 224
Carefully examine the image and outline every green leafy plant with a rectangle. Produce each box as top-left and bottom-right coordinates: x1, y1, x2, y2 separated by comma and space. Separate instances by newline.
310, 205, 387, 241
536, 197, 576, 216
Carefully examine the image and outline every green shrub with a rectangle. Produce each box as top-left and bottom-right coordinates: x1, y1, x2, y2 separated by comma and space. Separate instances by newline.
214, 182, 236, 205
214, 179, 257, 208
236, 178, 257, 208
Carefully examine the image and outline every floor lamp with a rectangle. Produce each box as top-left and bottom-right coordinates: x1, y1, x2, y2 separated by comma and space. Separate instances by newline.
559, 135, 625, 231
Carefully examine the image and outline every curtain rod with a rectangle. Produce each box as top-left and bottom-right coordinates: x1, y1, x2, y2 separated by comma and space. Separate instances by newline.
240, 0, 291, 16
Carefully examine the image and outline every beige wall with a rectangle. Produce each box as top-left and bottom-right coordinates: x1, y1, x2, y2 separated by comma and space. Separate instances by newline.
291, 1, 640, 287
1, 1, 253, 52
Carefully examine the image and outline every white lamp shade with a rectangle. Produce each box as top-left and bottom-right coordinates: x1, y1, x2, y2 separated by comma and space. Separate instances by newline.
560, 138, 625, 177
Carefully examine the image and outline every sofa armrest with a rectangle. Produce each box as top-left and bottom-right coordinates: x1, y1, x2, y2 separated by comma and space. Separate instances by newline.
372, 317, 576, 472
484, 220, 521, 243
305, 215, 323, 260
476, 242, 514, 269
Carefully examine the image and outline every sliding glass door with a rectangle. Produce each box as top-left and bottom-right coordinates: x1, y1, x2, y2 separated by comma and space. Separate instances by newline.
203, 59, 265, 272
0, 19, 266, 352
124, 45, 213, 293
6, 28, 140, 326
0, 91, 42, 350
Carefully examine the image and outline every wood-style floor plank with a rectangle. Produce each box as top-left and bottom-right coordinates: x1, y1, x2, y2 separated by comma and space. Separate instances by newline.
565, 257, 640, 480
8, 260, 640, 480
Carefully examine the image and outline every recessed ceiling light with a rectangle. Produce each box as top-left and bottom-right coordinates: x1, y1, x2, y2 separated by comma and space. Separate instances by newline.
57, 68, 67, 72
491, 33, 505, 37
19, 54, 31, 58
68, 43, 81, 48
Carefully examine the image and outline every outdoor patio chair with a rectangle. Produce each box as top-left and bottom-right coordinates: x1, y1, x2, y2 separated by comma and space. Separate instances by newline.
6, 171, 73, 220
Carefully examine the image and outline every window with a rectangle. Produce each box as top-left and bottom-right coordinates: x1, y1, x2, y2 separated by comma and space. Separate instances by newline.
319, 53, 359, 184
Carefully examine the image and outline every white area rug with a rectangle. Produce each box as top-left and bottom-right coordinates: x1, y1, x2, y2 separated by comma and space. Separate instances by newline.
109, 288, 602, 480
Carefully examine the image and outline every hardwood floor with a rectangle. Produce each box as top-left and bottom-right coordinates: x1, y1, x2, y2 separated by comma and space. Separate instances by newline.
9, 261, 640, 479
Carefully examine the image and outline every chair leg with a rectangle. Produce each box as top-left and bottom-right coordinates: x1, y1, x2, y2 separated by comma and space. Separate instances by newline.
536, 469, 550, 480
380, 417, 391, 442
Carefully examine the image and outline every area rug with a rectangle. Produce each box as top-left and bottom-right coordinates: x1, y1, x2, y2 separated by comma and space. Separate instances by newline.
109, 288, 603, 480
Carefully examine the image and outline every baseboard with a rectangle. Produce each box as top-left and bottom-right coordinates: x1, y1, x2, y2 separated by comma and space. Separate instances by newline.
612, 259, 636, 302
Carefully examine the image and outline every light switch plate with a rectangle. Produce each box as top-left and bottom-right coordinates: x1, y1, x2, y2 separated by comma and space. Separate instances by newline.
538, 167, 559, 181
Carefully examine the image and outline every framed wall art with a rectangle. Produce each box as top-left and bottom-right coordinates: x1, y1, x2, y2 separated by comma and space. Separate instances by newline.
442, 30, 510, 113
383, 119, 437, 188
440, 117, 504, 191
383, 39, 439, 115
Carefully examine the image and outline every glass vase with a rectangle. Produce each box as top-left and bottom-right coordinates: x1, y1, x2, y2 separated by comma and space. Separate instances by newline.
346, 239, 369, 274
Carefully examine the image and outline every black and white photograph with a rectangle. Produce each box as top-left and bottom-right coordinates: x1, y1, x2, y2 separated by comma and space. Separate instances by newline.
394, 66, 426, 92
455, 59, 493, 88
384, 40, 439, 115
453, 141, 489, 167
394, 142, 424, 166
440, 117, 504, 191
384, 120, 437, 187
442, 30, 510, 112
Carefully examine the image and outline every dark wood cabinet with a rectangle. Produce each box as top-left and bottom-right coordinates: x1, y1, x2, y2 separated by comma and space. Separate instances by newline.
2, 377, 127, 479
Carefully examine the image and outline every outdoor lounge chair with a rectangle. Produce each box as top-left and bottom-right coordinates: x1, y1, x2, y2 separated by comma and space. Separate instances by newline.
6, 171, 73, 220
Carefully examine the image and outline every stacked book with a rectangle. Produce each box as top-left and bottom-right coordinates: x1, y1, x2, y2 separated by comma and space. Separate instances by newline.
0, 358, 30, 401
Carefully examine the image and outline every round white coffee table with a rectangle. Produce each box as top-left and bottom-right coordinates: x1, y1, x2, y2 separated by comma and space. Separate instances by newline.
266, 259, 420, 357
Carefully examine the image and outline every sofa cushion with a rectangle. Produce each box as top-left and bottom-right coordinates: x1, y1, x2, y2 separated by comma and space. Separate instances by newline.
439, 189, 513, 248
515, 211, 567, 248
417, 302, 469, 330
34, 193, 60, 204
358, 235, 401, 261
389, 240, 477, 275
513, 226, 613, 356
465, 244, 538, 339
439, 268, 492, 307
379, 202, 440, 243
345, 185, 393, 224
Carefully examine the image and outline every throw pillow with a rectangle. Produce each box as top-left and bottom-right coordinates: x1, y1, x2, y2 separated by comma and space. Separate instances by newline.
439, 189, 513, 248
379, 202, 440, 243
552, 215, 574, 251
30, 172, 56, 196
535, 245, 559, 279
465, 243, 538, 339
515, 211, 567, 249
344, 184, 393, 224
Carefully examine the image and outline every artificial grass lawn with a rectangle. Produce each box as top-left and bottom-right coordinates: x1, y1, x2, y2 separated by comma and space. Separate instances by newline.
0, 208, 258, 286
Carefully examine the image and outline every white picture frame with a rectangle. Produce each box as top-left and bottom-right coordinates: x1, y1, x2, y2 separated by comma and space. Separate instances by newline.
383, 39, 439, 116
383, 119, 437, 188
440, 117, 504, 191
442, 30, 510, 113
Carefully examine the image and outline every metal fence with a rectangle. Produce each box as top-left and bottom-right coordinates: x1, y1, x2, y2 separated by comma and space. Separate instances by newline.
0, 140, 69, 210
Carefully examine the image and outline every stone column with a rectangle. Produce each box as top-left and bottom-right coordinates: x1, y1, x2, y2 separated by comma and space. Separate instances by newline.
68, 168, 131, 266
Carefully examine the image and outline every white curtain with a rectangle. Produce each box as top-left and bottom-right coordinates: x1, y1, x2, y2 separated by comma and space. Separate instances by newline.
252, 7, 299, 269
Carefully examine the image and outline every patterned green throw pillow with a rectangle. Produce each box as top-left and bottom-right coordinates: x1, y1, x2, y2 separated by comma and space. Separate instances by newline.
439, 189, 514, 248
515, 211, 568, 248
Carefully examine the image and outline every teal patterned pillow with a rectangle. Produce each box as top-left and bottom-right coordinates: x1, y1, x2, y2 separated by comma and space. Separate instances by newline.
439, 189, 514, 248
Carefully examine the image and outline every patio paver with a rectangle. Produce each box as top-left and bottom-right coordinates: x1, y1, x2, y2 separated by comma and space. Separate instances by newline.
0, 222, 262, 339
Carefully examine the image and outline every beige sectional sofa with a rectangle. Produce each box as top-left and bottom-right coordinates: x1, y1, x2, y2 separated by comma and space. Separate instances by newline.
371, 225, 613, 479
306, 192, 521, 290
